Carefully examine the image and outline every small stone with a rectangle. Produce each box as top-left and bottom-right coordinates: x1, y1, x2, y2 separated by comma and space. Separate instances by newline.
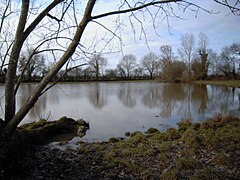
146, 127, 159, 134
109, 137, 120, 143
125, 132, 131, 137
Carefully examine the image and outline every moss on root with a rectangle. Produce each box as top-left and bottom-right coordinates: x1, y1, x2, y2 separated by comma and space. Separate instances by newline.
17, 117, 89, 145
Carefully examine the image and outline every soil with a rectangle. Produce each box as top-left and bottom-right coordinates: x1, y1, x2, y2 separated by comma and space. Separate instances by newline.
1, 114, 240, 180
2, 142, 138, 180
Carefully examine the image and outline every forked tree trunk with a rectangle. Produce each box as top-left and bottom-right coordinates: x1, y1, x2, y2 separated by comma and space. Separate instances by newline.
4, 0, 65, 125
4, 0, 95, 136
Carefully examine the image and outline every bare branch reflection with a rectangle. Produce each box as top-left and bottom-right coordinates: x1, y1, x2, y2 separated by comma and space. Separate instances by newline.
161, 83, 187, 119
87, 83, 107, 109
142, 84, 162, 109
191, 85, 208, 114
117, 83, 137, 108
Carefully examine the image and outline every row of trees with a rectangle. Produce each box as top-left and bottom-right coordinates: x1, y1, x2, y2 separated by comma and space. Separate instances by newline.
57, 33, 240, 81
2, 34, 238, 82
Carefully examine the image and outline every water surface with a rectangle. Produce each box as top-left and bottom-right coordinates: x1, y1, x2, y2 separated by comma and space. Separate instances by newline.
0, 82, 239, 142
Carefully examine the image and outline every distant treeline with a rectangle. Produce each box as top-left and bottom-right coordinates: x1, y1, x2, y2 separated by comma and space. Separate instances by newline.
0, 33, 239, 83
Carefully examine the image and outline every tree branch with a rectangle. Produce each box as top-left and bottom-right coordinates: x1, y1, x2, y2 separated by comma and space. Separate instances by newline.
4, 0, 96, 135
0, 0, 12, 34
47, 13, 61, 22
23, 0, 64, 40
92, 0, 182, 20
214, 0, 240, 15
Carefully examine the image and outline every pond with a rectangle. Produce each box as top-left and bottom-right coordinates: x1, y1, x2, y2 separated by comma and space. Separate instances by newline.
0, 82, 239, 142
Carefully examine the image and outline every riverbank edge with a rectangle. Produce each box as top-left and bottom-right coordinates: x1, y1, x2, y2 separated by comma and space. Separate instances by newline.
1, 79, 239, 88
194, 80, 240, 88
1, 114, 240, 179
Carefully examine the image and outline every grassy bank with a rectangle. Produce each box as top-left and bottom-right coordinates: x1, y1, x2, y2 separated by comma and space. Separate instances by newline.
195, 80, 240, 88
2, 115, 240, 179
78, 114, 240, 179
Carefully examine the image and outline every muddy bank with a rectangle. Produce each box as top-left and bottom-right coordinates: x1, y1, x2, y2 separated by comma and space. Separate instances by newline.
2, 115, 240, 179
0, 117, 89, 178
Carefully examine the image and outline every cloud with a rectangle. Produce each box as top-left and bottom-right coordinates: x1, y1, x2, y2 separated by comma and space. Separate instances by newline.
91, 0, 240, 68
3, 1, 239, 69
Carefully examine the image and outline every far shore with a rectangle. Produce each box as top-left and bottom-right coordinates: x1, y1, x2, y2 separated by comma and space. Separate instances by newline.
194, 80, 240, 88
0, 79, 240, 88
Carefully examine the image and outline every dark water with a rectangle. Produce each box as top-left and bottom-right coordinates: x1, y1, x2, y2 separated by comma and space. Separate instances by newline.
0, 82, 239, 142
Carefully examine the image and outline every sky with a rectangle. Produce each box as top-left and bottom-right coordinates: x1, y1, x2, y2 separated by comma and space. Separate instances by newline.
86, 0, 240, 69
2, 0, 239, 69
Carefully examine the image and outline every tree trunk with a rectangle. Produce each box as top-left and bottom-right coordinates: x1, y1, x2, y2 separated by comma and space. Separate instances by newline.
4, 0, 96, 136
96, 62, 99, 81
4, 0, 64, 124
5, 0, 29, 123
150, 72, 153, 79
232, 63, 236, 80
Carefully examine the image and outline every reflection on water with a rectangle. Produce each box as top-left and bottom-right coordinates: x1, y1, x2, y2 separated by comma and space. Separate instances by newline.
87, 83, 108, 109
0, 82, 239, 142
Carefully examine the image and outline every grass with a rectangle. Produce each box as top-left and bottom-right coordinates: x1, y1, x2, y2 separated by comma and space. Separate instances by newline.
195, 80, 240, 87
77, 114, 240, 179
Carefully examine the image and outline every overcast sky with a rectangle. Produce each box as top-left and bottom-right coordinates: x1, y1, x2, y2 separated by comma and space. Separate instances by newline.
87, 0, 240, 69
6, 1, 239, 69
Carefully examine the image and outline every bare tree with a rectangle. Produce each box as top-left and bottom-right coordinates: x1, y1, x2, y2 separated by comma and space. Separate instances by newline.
88, 54, 107, 80
206, 49, 218, 75
117, 63, 126, 79
178, 33, 195, 80
160, 44, 188, 82
105, 69, 118, 80
195, 33, 218, 79
83, 67, 93, 81
198, 32, 209, 52
18, 47, 46, 81
118, 54, 137, 78
141, 52, 159, 79
197, 32, 209, 80
218, 43, 240, 79
0, 0, 236, 135
159, 45, 180, 81
3, 0, 93, 134
133, 65, 144, 79
160, 45, 174, 61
